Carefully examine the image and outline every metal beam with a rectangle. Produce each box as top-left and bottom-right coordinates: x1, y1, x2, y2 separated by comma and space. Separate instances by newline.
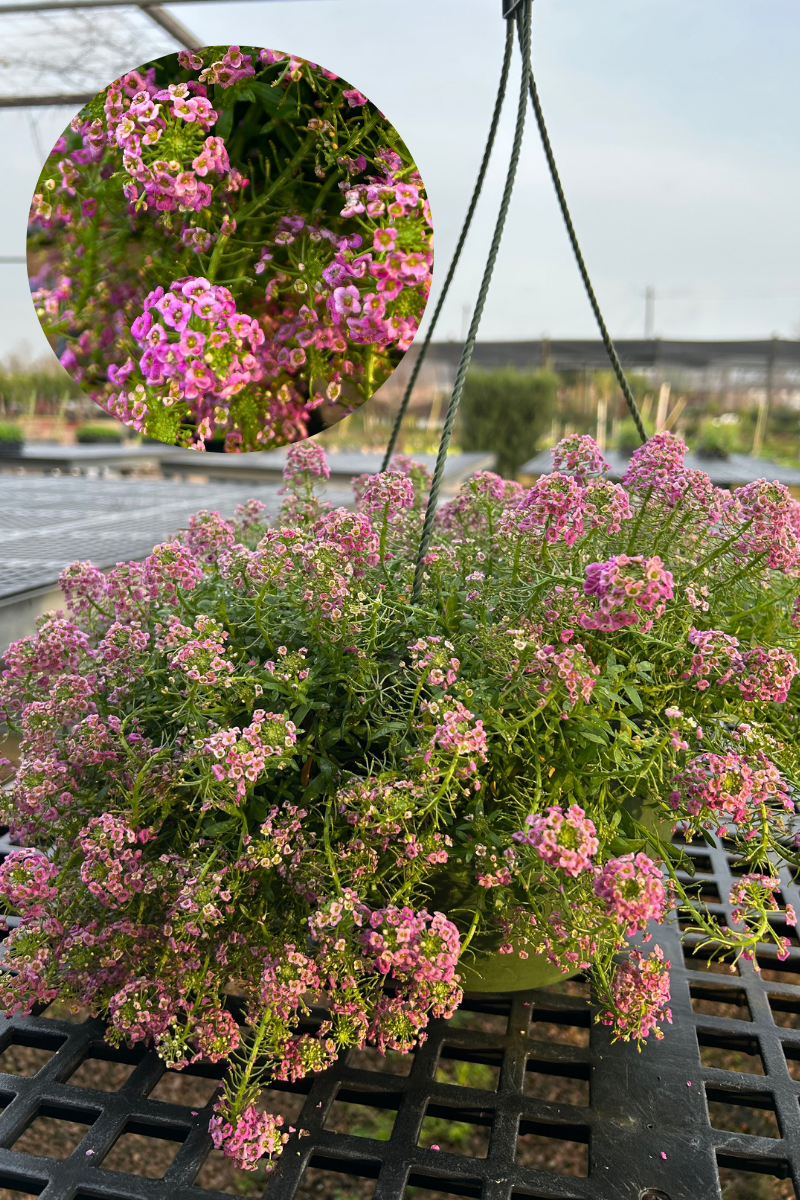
134, 0, 197, 48
0, 0, 266, 10
0, 92, 95, 105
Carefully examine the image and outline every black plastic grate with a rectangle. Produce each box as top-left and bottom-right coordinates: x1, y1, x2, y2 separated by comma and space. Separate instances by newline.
0, 837, 798, 1200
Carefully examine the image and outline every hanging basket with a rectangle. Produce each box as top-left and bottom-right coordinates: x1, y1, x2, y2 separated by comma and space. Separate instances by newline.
460, 801, 676, 994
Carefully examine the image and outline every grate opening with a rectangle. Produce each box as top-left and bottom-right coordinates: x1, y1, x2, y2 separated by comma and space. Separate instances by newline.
782, 1045, 800, 1081
758, 956, 800, 987
682, 852, 713, 873
765, 918, 800, 948
260, 1084, 307, 1127
683, 942, 739, 976
192, 1146, 277, 1196
530, 1012, 590, 1048
418, 1103, 493, 1158
347, 1047, 415, 1076
324, 1087, 402, 1142
524, 1060, 590, 1106
67, 1052, 141, 1091
435, 1047, 502, 1092
698, 1031, 765, 1075
148, 1066, 222, 1108
101, 1123, 188, 1177
690, 984, 752, 1020
769, 995, 800, 1029
707, 1087, 781, 1139
0, 1033, 67, 1079
403, 1179, 482, 1200
38, 1001, 92, 1024
516, 1117, 589, 1177
445, 1001, 509, 1036
683, 881, 723, 904
716, 1153, 796, 1200
0, 1179, 46, 1199
11, 1104, 99, 1160
299, 1155, 380, 1199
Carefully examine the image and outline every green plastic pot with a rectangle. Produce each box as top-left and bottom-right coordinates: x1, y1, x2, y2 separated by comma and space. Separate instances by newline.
459, 799, 675, 994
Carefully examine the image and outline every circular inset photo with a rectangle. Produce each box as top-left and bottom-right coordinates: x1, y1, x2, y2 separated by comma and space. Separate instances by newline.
28, 46, 433, 451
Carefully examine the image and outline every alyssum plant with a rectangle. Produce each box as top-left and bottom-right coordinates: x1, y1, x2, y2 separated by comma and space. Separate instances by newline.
28, 45, 431, 451
2, 431, 799, 1170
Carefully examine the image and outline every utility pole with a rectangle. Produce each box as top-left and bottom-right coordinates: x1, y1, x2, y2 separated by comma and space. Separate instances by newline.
644, 286, 655, 340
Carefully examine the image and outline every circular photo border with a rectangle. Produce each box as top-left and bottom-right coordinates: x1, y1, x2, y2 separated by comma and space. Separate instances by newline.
28, 46, 433, 451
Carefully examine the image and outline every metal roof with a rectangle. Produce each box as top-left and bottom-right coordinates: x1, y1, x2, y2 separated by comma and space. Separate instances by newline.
418, 338, 800, 374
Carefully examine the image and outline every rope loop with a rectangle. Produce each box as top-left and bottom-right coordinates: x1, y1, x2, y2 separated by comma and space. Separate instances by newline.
402, 0, 647, 604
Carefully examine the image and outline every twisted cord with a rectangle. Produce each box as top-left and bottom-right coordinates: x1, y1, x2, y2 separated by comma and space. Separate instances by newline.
412, 1, 533, 602
380, 19, 515, 472
525, 39, 647, 444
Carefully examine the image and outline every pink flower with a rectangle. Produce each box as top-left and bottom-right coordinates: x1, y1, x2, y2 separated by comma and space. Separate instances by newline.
342, 88, 367, 107
332, 285, 361, 315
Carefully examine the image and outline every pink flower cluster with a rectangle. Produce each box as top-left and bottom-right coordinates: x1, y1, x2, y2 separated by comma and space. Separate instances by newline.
581, 555, 674, 632
209, 1105, 288, 1173
602, 946, 673, 1042
78, 814, 153, 907
535, 641, 600, 707
408, 637, 460, 688
360, 906, 460, 983
120, 277, 266, 432
685, 629, 798, 701
670, 751, 792, 826
160, 614, 235, 686
515, 473, 585, 547
282, 441, 330, 482
205, 711, 297, 792
729, 873, 783, 927
594, 853, 667, 935
427, 702, 487, 769
729, 479, 800, 573
106, 75, 225, 214
513, 804, 599, 876
550, 433, 610, 483
359, 471, 415, 517
0, 849, 59, 917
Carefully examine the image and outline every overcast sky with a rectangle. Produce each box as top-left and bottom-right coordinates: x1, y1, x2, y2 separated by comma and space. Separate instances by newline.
2, 0, 800, 362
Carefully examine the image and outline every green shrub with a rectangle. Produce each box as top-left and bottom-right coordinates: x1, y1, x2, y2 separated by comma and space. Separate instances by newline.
75, 423, 126, 444
0, 422, 23, 443
458, 367, 558, 478
615, 417, 653, 456
695, 419, 738, 460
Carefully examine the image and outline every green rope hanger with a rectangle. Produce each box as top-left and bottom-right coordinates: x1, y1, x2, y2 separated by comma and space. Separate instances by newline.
412, 0, 533, 602
407, 0, 648, 603
380, 18, 515, 471
523, 23, 647, 444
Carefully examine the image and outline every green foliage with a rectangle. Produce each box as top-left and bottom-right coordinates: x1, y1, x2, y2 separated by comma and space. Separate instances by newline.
459, 367, 558, 478
75, 422, 126, 444
615, 417, 653, 456
694, 418, 739, 460
0, 422, 23, 443
0, 356, 80, 416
